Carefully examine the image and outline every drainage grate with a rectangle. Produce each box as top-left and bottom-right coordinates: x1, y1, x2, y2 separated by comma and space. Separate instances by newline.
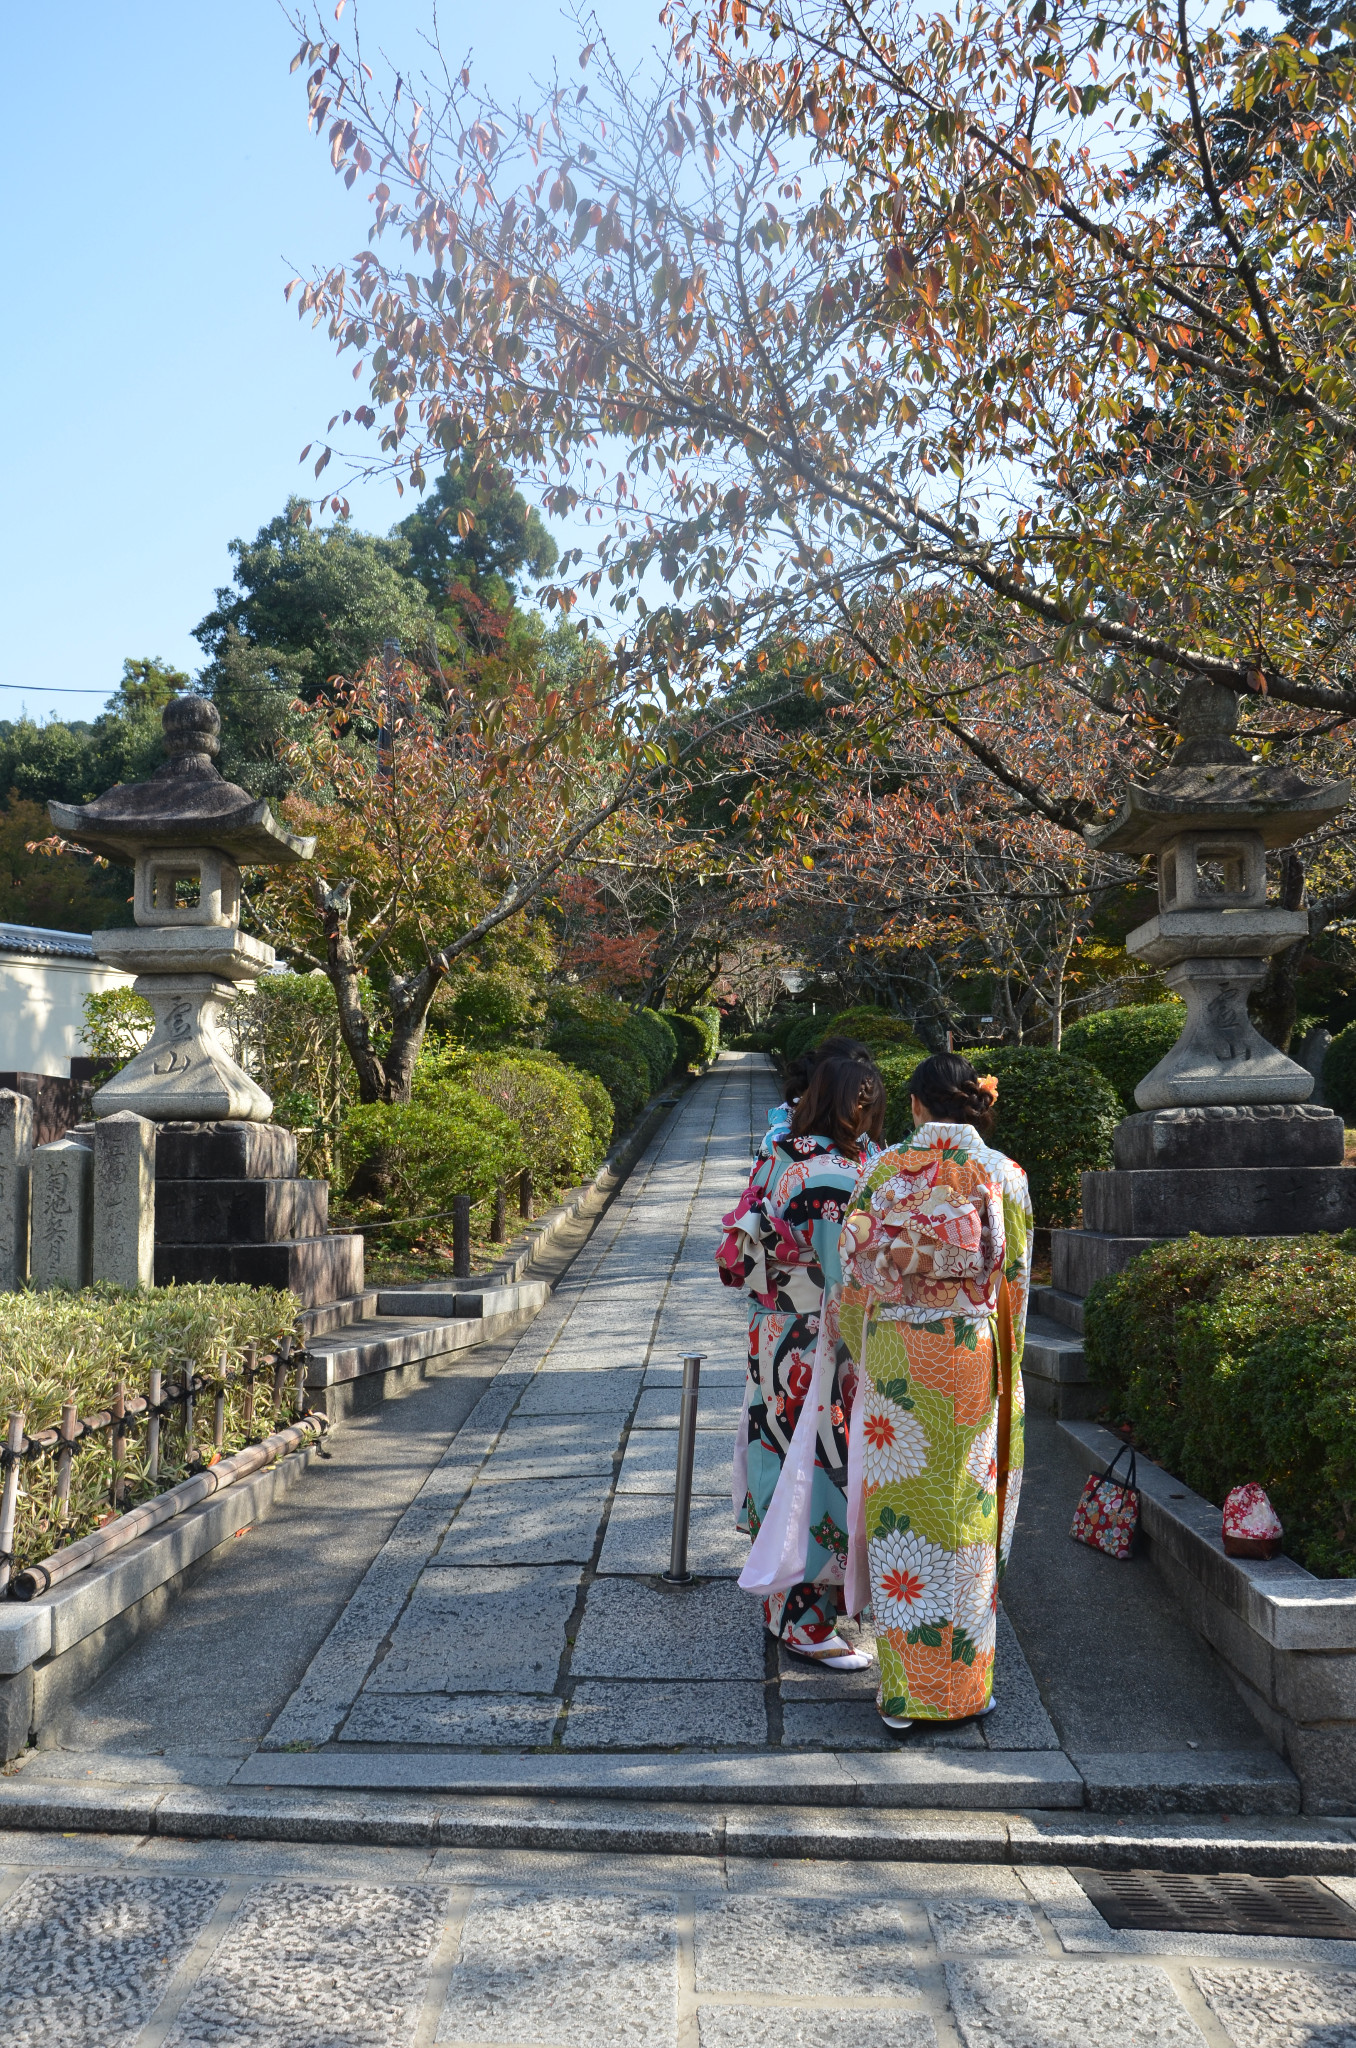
1071, 1869, 1356, 1940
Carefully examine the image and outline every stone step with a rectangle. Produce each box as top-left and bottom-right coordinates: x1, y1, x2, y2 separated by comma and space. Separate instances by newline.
302, 1313, 487, 1389
1084, 1163, 1356, 1237
2, 1772, 1350, 1865
376, 1280, 552, 1321
1019, 1313, 1099, 1419
155, 1232, 363, 1307
298, 1291, 380, 1340
155, 1176, 329, 1244
1027, 1284, 1085, 1336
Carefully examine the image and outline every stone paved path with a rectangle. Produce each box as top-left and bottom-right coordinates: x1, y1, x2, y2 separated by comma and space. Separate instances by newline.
0, 1827, 1354, 2046
257, 1053, 1062, 1764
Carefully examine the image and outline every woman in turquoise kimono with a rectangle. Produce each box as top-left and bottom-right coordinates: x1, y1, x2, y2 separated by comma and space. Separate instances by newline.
718, 1056, 885, 1668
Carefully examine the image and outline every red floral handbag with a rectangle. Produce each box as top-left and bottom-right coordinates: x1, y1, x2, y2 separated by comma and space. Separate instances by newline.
1070, 1443, 1140, 1560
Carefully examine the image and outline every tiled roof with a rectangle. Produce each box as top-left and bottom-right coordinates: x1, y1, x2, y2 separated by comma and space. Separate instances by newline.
0, 922, 96, 960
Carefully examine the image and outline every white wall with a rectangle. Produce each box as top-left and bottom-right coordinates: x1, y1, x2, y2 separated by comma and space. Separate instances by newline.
0, 956, 134, 1076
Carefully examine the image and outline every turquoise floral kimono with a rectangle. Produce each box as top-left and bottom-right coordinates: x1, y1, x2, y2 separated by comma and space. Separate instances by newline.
717, 1129, 871, 1637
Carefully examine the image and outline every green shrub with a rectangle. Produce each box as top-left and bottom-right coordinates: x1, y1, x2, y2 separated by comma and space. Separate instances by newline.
1, 1282, 300, 1574
665, 1010, 719, 1071
875, 1050, 919, 1146
629, 1007, 678, 1092
1063, 1001, 1186, 1113
513, 1051, 614, 1160
693, 1003, 721, 1052
1084, 1234, 1356, 1577
818, 1006, 923, 1055
436, 965, 545, 1050
547, 992, 663, 1124
1323, 1020, 1356, 1122
780, 1011, 826, 1060
726, 1031, 774, 1052
768, 1007, 814, 1054
955, 1046, 1119, 1226
439, 1054, 603, 1189
342, 1083, 522, 1215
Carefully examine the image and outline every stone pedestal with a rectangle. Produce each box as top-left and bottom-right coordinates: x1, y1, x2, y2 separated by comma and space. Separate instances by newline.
1053, 1104, 1354, 1296
29, 1138, 93, 1290
0, 1090, 34, 1290
93, 1112, 156, 1289
152, 1123, 363, 1308
92, 930, 274, 1124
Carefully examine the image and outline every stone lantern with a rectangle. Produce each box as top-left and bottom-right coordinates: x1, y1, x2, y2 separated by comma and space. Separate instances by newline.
1052, 681, 1354, 1297
39, 696, 362, 1306
49, 695, 313, 1122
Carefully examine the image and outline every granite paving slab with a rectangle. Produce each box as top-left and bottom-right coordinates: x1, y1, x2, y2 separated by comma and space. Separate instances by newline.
614, 1426, 734, 1495
340, 1693, 564, 1746
164, 1878, 447, 2047
632, 1385, 745, 1429
562, 1680, 770, 1749
437, 1886, 678, 2046
361, 1566, 582, 1694
697, 2016, 936, 2048
946, 1960, 1209, 2048
435, 1478, 613, 1566
781, 1701, 985, 1749
1193, 1964, 1356, 2044
515, 1371, 644, 1416
693, 1894, 920, 1996
927, 1900, 1046, 1953
472, 1413, 626, 1483
0, 1870, 224, 2048
596, 1496, 747, 1577
570, 1576, 765, 1681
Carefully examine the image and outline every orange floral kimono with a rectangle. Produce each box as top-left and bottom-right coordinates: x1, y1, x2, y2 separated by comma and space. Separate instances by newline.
836, 1121, 1032, 1721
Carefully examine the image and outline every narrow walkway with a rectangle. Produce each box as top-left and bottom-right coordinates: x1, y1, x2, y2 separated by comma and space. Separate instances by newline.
32, 1055, 1293, 1816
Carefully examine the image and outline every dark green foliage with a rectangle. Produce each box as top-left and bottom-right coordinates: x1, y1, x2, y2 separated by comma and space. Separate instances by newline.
438, 965, 546, 1050
818, 1007, 923, 1055
628, 1008, 679, 1093
1063, 1001, 1186, 1113
1323, 1020, 1356, 1122
727, 1031, 774, 1052
194, 499, 434, 697
665, 1010, 719, 1071
547, 992, 652, 1126
396, 463, 558, 604
875, 1051, 919, 1146
780, 1011, 826, 1059
1084, 1234, 1356, 1577
768, 1007, 814, 1054
951, 1046, 1119, 1226
442, 1053, 604, 1188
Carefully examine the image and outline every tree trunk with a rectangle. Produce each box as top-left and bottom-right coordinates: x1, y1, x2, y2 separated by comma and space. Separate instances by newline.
1251, 852, 1305, 1053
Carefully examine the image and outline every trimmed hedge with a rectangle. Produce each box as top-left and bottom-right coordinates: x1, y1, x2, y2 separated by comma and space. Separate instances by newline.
342, 1082, 522, 1215
547, 992, 661, 1125
445, 1054, 606, 1189
665, 1010, 719, 1072
946, 1046, 1119, 1227
818, 1006, 923, 1055
1063, 1001, 1186, 1114
1324, 1020, 1356, 1122
1084, 1234, 1356, 1578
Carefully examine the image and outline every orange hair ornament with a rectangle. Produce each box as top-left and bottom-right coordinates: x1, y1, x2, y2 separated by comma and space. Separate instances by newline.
976, 1075, 999, 1107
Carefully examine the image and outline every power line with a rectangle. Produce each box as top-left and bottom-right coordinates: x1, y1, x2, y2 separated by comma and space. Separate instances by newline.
0, 686, 117, 698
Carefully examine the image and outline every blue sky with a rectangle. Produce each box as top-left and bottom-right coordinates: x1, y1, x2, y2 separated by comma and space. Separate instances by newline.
0, 0, 652, 722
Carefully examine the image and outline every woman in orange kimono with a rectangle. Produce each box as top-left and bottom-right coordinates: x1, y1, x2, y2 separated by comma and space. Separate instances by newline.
837, 1054, 1031, 1734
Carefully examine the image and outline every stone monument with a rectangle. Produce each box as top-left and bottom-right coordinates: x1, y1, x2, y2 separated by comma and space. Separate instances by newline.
45, 697, 363, 1307
1053, 681, 1353, 1296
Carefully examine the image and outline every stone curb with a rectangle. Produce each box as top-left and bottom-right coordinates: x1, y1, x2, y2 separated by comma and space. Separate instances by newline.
0, 1777, 1351, 1874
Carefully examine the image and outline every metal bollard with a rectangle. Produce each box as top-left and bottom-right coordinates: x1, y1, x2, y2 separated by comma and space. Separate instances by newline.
663, 1354, 704, 1584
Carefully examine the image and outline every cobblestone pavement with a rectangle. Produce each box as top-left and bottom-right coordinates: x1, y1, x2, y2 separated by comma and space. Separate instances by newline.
260, 1053, 1059, 1761
0, 1830, 1354, 2045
